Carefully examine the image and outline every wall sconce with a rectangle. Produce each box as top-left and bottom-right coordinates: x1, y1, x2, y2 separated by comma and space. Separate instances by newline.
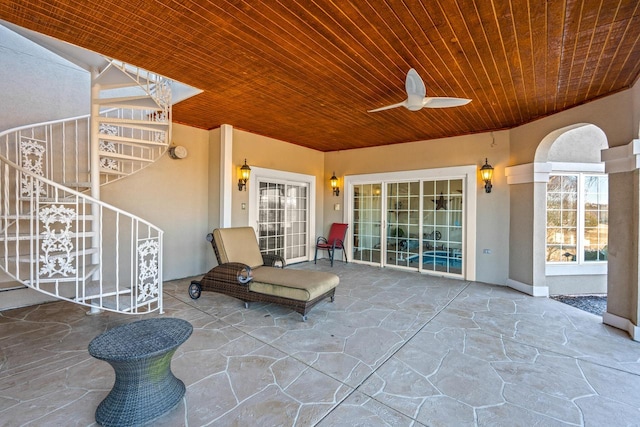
330, 172, 340, 196
238, 159, 251, 191
480, 158, 494, 193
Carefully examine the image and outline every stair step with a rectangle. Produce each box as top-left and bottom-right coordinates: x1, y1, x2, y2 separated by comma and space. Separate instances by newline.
98, 151, 154, 162
2, 214, 95, 221
63, 182, 92, 189
97, 117, 169, 130
99, 134, 167, 148
0, 231, 97, 241
94, 64, 151, 89
79, 282, 140, 312
8, 248, 99, 263
96, 96, 161, 109
81, 282, 132, 299
101, 296, 135, 312
99, 168, 128, 176
80, 292, 141, 313
0, 284, 59, 311
0, 281, 26, 292
24, 264, 99, 285
17, 196, 78, 203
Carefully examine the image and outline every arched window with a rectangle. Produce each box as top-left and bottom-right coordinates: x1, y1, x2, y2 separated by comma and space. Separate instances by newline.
542, 124, 608, 276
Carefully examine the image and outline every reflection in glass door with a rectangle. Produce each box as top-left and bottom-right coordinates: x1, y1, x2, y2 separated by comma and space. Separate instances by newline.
386, 181, 420, 267
352, 183, 382, 264
422, 179, 463, 275
257, 180, 308, 264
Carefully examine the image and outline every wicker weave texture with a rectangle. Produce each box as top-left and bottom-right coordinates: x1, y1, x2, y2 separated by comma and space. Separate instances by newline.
88, 318, 192, 426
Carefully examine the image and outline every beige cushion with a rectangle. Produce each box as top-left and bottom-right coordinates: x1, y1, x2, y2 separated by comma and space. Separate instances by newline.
213, 227, 264, 269
250, 267, 339, 301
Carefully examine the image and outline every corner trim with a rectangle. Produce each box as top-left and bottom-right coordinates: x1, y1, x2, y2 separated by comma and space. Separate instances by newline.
506, 278, 549, 297
601, 139, 640, 173
603, 312, 640, 341
504, 163, 552, 185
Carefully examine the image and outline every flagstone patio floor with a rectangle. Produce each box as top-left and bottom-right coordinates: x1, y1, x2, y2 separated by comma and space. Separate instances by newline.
1, 261, 639, 426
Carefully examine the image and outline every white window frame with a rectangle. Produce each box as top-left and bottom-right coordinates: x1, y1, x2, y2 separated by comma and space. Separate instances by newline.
545, 162, 607, 276
248, 167, 316, 262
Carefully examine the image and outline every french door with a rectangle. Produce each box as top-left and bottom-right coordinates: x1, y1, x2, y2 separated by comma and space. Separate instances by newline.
386, 181, 421, 268
255, 180, 309, 264
352, 183, 383, 264
347, 166, 476, 280
421, 179, 464, 275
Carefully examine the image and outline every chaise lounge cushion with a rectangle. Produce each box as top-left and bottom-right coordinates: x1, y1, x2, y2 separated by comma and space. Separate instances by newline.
213, 227, 264, 268
250, 267, 339, 301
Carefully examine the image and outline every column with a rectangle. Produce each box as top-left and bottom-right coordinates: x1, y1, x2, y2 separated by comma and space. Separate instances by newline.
601, 139, 640, 341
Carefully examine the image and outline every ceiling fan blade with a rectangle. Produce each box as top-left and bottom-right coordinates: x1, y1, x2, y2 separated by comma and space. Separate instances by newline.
369, 69, 470, 112
423, 97, 471, 108
406, 68, 426, 98
368, 100, 407, 112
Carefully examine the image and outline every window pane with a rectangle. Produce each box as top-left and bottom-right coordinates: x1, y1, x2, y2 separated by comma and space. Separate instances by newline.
583, 175, 608, 263
562, 193, 577, 210
562, 211, 577, 227
584, 210, 598, 227
562, 175, 577, 192
547, 176, 562, 192
546, 174, 578, 263
547, 228, 562, 244
547, 193, 561, 209
547, 211, 561, 227
546, 245, 563, 262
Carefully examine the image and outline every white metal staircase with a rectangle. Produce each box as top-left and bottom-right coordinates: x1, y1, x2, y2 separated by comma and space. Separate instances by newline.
0, 59, 171, 314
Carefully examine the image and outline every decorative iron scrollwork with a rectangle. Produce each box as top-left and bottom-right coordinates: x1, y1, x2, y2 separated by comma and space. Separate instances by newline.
19, 138, 46, 197
38, 204, 77, 277
137, 239, 160, 301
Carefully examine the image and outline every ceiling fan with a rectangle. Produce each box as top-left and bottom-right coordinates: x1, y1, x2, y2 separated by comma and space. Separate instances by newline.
368, 68, 471, 112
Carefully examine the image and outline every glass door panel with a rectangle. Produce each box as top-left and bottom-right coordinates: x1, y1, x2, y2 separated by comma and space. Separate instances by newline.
422, 179, 463, 275
285, 184, 308, 261
257, 180, 309, 264
258, 182, 284, 256
386, 181, 420, 267
352, 183, 382, 264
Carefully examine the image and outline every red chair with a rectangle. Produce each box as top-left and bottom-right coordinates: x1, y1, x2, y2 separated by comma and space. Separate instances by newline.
315, 223, 349, 267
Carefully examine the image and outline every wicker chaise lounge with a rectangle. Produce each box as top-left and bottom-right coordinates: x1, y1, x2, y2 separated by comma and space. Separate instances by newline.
188, 227, 339, 321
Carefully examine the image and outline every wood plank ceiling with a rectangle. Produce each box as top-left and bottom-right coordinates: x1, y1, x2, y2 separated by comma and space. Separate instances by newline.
1, 1, 639, 152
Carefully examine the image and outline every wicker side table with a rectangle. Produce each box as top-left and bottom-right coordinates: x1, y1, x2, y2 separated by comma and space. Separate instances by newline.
88, 318, 193, 427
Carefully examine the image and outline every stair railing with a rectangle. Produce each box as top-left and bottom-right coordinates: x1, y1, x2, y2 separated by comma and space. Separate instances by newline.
96, 60, 172, 185
0, 115, 92, 190
0, 122, 163, 314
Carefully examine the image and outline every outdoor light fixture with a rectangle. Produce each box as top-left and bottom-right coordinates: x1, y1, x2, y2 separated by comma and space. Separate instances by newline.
330, 172, 340, 196
238, 159, 251, 191
168, 145, 188, 159
480, 158, 494, 193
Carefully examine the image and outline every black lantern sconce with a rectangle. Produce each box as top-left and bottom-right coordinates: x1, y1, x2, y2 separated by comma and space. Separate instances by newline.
480, 158, 494, 193
238, 159, 251, 191
330, 172, 340, 196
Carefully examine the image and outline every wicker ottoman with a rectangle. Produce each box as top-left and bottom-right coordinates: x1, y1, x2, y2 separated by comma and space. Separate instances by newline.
88, 318, 193, 427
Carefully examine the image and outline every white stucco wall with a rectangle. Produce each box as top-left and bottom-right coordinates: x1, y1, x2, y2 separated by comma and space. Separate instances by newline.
101, 123, 211, 280
324, 130, 511, 286
0, 24, 90, 131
